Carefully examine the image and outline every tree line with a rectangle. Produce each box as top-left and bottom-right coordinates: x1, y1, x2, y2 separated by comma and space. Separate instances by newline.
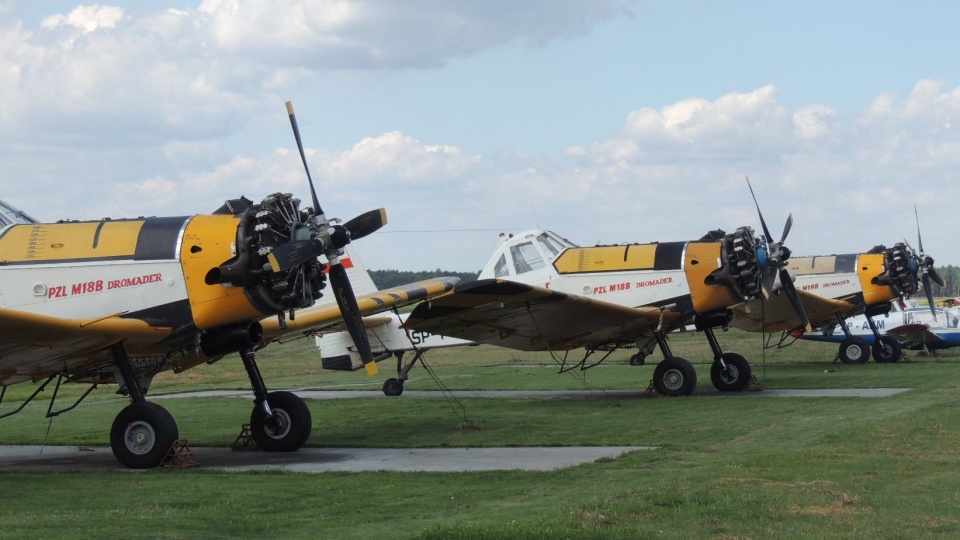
929, 265, 960, 298
368, 269, 479, 290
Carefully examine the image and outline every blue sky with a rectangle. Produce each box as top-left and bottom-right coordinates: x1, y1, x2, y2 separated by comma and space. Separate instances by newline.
2, 1, 959, 272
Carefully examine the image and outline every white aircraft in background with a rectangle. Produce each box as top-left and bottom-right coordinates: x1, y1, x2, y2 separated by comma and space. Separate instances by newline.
315, 251, 474, 396
796, 298, 960, 361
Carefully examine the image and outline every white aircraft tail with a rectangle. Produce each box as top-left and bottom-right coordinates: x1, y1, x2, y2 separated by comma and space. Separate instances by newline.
310, 245, 379, 310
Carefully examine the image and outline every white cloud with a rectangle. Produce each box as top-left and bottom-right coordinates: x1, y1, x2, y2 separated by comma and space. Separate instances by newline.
41, 4, 123, 34
3, 2, 960, 271
315, 132, 480, 190
197, 0, 630, 68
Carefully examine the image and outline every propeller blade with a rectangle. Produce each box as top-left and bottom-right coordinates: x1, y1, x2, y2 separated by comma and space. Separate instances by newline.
780, 213, 793, 244
286, 101, 325, 219
746, 177, 774, 244
266, 239, 323, 272
760, 267, 777, 298
344, 208, 388, 241
929, 266, 946, 288
922, 273, 938, 321
328, 262, 377, 375
779, 268, 812, 332
914, 204, 924, 255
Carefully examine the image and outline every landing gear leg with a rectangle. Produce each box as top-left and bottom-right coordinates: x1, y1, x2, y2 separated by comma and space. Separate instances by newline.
861, 304, 902, 363
650, 331, 697, 396
108, 343, 179, 469
383, 350, 423, 397
241, 348, 312, 451
700, 326, 752, 392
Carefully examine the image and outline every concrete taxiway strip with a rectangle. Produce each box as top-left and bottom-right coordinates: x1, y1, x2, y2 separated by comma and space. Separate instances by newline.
0, 445, 652, 473
153, 388, 913, 400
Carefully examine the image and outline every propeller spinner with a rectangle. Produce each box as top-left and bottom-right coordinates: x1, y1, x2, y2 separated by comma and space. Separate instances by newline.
268, 101, 387, 375
746, 177, 811, 332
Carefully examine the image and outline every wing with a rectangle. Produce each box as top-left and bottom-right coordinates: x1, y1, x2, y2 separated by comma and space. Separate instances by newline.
259, 276, 459, 341
0, 308, 172, 386
402, 279, 669, 351
731, 290, 853, 333
886, 323, 944, 346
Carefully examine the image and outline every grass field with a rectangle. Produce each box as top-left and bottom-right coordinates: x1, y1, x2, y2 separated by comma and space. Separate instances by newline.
2, 330, 960, 539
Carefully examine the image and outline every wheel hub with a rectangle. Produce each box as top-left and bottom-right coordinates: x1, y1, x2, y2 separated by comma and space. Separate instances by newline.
124, 421, 156, 455
720, 365, 739, 384
663, 369, 684, 391
265, 409, 292, 439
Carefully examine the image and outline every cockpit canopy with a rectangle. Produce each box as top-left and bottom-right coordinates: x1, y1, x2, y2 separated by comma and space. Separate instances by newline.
479, 230, 576, 280
0, 199, 38, 228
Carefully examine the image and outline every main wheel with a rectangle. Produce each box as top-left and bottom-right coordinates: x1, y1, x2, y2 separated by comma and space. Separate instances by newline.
872, 336, 903, 363
110, 401, 179, 469
839, 337, 870, 364
383, 378, 404, 396
629, 353, 646, 366
250, 391, 312, 451
653, 357, 697, 396
710, 352, 752, 392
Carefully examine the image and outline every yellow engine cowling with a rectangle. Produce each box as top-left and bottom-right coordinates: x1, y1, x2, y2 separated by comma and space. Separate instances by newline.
179, 214, 263, 329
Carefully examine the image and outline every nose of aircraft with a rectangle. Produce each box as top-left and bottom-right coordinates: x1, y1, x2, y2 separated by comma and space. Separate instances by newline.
746, 177, 811, 332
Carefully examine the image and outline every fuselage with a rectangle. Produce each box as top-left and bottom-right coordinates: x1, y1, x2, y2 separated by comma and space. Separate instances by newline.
0, 193, 331, 384
786, 252, 897, 315
478, 229, 764, 324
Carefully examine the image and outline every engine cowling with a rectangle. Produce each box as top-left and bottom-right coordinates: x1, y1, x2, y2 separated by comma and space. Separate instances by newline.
704, 226, 765, 301
873, 242, 920, 296
205, 193, 327, 314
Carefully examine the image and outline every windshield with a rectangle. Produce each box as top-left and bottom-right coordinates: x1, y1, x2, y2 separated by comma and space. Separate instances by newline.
0, 199, 38, 227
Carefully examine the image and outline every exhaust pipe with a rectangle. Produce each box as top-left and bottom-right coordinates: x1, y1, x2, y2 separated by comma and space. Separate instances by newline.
200, 322, 264, 357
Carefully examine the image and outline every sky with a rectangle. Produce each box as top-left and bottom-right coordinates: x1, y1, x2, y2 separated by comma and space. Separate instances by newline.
2, 1, 959, 272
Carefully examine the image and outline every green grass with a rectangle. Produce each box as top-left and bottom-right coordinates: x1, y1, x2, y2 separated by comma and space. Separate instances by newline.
2, 330, 960, 538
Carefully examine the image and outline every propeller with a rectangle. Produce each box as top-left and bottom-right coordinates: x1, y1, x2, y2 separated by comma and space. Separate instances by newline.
746, 177, 811, 332
270, 101, 384, 375
914, 205, 944, 319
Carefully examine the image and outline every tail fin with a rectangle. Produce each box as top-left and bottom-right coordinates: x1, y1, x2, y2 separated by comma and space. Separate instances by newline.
341, 244, 379, 295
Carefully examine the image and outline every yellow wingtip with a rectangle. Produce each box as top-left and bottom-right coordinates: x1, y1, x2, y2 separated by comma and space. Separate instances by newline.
365, 362, 378, 376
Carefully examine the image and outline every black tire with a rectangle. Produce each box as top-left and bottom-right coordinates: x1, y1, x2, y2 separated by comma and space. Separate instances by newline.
653, 357, 697, 396
872, 336, 903, 363
110, 401, 179, 469
710, 352, 752, 392
250, 391, 312, 452
383, 378, 404, 396
629, 354, 646, 366
839, 337, 870, 364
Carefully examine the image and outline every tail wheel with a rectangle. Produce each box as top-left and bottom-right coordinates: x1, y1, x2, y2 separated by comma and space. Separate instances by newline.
653, 357, 697, 396
710, 352, 752, 392
382, 378, 404, 396
839, 337, 870, 364
110, 402, 179, 469
872, 336, 903, 363
250, 391, 312, 451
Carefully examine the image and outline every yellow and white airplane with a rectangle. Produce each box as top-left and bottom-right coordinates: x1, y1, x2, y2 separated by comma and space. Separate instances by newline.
401, 182, 810, 397
0, 103, 457, 469
730, 212, 942, 364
